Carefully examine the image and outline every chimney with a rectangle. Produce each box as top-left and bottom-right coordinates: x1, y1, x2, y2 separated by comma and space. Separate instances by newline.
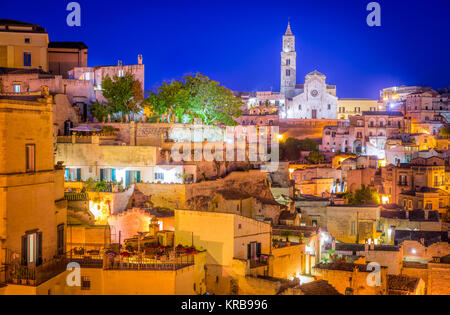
289, 180, 296, 199
138, 54, 143, 65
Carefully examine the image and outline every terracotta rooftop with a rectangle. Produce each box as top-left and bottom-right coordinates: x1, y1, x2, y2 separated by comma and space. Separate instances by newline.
48, 41, 88, 50
278, 210, 297, 221
388, 275, 420, 295
335, 243, 400, 252
0, 19, 46, 33
381, 210, 440, 222
296, 280, 341, 295
315, 261, 386, 273
394, 230, 448, 247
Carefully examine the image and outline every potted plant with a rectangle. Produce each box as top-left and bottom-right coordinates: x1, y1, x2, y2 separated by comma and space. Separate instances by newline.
282, 231, 293, 246
273, 239, 280, 249
11, 268, 19, 284
28, 269, 36, 286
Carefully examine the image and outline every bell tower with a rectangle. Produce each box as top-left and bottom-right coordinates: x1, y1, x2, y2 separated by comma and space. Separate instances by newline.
280, 20, 296, 98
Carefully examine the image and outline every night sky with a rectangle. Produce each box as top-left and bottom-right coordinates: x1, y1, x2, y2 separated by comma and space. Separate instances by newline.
1, 0, 449, 99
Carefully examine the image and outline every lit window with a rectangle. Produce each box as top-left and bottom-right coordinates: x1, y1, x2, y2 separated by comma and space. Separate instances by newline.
14, 84, 21, 93
118, 70, 124, 77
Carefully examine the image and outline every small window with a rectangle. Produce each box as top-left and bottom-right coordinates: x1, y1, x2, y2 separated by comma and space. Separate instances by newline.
81, 276, 91, 290
350, 221, 356, 236
328, 104, 331, 110
24, 38, 31, 44
23, 52, 31, 67
26, 144, 35, 172
118, 70, 124, 77
286, 69, 290, 76
14, 84, 21, 93
286, 59, 290, 65
57, 224, 64, 256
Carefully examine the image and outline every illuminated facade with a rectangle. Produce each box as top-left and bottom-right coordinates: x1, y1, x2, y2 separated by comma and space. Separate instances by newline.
0, 94, 67, 290
0, 19, 49, 71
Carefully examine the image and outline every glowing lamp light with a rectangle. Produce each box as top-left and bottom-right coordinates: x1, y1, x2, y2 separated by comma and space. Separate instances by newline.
411, 249, 417, 254
278, 134, 284, 141
381, 196, 390, 205
289, 169, 295, 174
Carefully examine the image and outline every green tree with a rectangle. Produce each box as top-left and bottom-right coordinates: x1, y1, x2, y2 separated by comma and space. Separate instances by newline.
280, 137, 319, 161
144, 73, 242, 126
344, 185, 381, 205
306, 151, 325, 164
101, 72, 144, 116
90, 100, 113, 122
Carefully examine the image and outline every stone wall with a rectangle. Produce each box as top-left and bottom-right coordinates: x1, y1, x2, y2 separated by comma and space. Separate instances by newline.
279, 119, 339, 140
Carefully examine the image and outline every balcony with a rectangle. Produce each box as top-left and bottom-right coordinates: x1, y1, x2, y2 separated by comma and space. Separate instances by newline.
249, 255, 269, 269
69, 249, 195, 271
5, 254, 67, 286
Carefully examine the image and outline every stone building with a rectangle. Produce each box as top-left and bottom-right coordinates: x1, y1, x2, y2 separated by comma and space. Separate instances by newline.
175, 209, 306, 295
337, 98, 381, 120
325, 205, 382, 244
48, 41, 88, 78
314, 261, 388, 295
0, 19, 49, 71
278, 23, 338, 119
321, 111, 412, 157
0, 94, 67, 288
284, 71, 338, 120
380, 156, 448, 205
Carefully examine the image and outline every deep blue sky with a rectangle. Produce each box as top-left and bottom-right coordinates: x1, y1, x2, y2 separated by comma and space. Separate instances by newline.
1, 0, 449, 98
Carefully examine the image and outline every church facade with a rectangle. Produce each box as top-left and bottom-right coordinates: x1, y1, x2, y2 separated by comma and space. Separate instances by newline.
280, 23, 338, 120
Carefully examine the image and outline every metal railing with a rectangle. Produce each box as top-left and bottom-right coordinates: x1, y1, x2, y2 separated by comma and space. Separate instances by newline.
67, 249, 195, 271
64, 192, 89, 201
7, 254, 68, 286
105, 254, 195, 271
249, 255, 269, 269
0, 267, 6, 286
